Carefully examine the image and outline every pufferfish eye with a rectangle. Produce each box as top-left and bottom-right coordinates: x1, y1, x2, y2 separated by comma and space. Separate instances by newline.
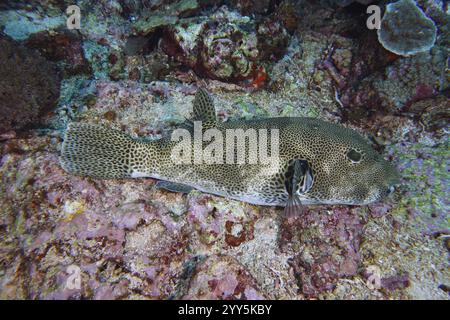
347, 149, 362, 163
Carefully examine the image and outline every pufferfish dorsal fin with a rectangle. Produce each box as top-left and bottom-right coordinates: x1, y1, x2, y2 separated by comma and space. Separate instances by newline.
283, 159, 314, 218
190, 88, 217, 130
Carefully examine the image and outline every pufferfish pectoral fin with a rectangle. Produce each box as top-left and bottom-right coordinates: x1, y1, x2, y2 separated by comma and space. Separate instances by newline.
283, 159, 313, 218
155, 181, 194, 194
190, 88, 217, 130
283, 194, 305, 218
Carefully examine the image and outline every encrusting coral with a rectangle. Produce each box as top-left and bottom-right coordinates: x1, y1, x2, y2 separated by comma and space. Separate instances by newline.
377, 0, 437, 56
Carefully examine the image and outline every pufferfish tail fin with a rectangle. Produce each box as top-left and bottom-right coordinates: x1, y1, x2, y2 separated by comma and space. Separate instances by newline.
60, 123, 137, 179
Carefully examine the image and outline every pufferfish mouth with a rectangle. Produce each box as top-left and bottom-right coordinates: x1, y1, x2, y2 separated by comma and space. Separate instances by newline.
369, 183, 399, 204
387, 185, 396, 196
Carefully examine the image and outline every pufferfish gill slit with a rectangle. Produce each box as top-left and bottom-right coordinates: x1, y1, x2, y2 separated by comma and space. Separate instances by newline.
283, 159, 315, 217
60, 88, 400, 213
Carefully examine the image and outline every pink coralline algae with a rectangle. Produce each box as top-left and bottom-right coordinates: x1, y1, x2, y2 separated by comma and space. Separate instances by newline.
281, 207, 365, 297
181, 255, 265, 300
0, 134, 265, 299
381, 274, 410, 291
0, 136, 185, 299
186, 193, 258, 247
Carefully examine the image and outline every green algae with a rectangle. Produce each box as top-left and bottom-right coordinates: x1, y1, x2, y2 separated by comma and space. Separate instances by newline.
390, 139, 449, 231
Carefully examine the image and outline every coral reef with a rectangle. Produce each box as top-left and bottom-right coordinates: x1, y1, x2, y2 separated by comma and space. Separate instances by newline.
230, 0, 271, 16
198, 9, 259, 82
132, 0, 200, 35
405, 94, 450, 131
0, 36, 61, 133
377, 0, 437, 56
257, 17, 290, 61
161, 6, 289, 84
24, 30, 92, 76
0, 0, 449, 300
0, 9, 65, 40
328, 0, 375, 7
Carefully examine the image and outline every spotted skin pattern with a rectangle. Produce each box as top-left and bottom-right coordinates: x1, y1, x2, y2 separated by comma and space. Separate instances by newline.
61, 91, 399, 207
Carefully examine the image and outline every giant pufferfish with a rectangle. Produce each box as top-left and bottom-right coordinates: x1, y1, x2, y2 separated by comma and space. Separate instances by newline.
60, 89, 400, 215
